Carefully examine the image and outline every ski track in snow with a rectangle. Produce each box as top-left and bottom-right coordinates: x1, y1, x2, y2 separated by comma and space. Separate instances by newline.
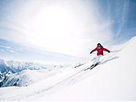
17, 54, 119, 100
0, 54, 119, 101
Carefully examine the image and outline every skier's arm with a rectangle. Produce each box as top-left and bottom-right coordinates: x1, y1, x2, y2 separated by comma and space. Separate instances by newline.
103, 48, 110, 53
90, 48, 97, 54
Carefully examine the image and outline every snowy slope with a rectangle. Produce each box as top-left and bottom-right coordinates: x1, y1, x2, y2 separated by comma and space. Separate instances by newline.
0, 37, 136, 101
44, 37, 136, 101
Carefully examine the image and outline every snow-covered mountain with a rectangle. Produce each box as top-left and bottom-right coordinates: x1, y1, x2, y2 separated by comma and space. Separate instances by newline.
0, 37, 136, 101
0, 59, 69, 87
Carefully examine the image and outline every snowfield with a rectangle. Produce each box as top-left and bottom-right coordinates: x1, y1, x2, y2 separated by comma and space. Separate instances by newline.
0, 37, 136, 101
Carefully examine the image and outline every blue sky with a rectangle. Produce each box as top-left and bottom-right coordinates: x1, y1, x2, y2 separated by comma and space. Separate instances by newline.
98, 0, 136, 42
0, 0, 135, 56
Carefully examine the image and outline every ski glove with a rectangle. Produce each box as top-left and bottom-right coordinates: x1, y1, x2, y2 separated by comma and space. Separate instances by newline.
107, 50, 110, 53
90, 52, 92, 54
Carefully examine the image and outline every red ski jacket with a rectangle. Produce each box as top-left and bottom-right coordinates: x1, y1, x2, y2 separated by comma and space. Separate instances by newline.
90, 48, 110, 56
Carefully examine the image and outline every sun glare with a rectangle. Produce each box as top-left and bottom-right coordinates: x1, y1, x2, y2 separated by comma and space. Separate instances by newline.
28, 6, 77, 50
21, 1, 113, 56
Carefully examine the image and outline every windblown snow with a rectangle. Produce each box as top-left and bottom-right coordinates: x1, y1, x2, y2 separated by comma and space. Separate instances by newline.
0, 37, 136, 101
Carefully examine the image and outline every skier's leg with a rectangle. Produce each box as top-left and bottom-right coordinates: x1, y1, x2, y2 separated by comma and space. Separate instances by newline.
93, 55, 102, 65
91, 56, 99, 67
93, 56, 99, 64
89, 56, 101, 70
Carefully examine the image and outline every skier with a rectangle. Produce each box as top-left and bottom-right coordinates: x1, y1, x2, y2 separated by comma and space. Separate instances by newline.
90, 43, 110, 67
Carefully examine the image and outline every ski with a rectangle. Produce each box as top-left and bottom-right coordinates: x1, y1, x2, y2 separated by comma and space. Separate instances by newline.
74, 63, 84, 68
84, 63, 100, 71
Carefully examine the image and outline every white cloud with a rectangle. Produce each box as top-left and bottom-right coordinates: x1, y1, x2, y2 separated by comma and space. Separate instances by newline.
0, 0, 113, 57
116, 0, 130, 37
